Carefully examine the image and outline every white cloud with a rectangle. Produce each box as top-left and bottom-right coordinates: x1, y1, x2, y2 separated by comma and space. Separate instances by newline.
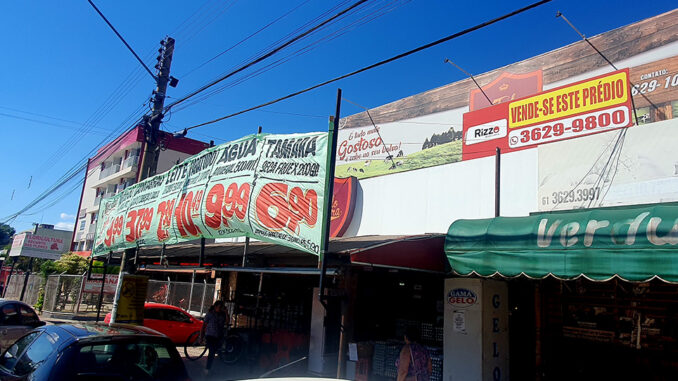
55, 222, 75, 231
60, 213, 76, 221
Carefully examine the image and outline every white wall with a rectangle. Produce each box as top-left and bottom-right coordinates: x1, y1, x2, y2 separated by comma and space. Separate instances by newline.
344, 148, 538, 236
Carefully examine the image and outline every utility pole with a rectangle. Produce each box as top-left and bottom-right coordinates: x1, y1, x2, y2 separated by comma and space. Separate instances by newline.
138, 36, 176, 180
111, 36, 176, 324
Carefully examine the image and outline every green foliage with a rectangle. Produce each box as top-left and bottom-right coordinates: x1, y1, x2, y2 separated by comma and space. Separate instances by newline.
34, 285, 45, 312
0, 223, 15, 246
91, 260, 120, 274
39, 252, 88, 276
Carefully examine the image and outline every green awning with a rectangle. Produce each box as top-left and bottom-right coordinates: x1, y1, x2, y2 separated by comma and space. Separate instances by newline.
445, 204, 678, 282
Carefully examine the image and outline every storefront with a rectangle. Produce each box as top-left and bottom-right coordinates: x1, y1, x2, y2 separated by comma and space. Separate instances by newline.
444, 203, 678, 380
338, 235, 448, 381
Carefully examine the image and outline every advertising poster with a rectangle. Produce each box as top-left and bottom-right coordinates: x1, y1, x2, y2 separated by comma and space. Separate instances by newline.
9, 228, 72, 260
538, 118, 678, 211
82, 274, 119, 295
335, 9, 678, 181
462, 69, 634, 160
116, 275, 149, 325
93, 131, 328, 256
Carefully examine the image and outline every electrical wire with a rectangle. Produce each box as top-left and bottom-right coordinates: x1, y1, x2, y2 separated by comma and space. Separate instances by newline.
87, 0, 156, 80
165, 0, 371, 111
171, 0, 408, 113
176, 0, 552, 132
181, 0, 312, 79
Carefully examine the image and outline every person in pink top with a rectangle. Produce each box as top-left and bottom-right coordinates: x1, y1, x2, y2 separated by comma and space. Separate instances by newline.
397, 327, 432, 381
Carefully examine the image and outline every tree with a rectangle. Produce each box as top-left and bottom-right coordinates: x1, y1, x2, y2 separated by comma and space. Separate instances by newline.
40, 252, 88, 276
0, 223, 15, 246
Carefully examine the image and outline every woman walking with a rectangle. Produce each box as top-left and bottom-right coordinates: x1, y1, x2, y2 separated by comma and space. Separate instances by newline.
397, 327, 432, 381
201, 300, 228, 376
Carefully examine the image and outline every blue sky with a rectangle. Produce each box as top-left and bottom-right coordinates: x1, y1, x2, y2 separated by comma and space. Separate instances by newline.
1, 0, 676, 233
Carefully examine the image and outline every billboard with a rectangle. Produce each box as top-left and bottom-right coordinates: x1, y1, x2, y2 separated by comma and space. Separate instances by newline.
93, 131, 329, 256
336, 10, 678, 180
538, 118, 678, 211
9, 228, 73, 260
462, 69, 633, 160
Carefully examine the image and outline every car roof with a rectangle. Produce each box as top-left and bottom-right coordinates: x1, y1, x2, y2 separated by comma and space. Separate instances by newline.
144, 302, 185, 312
47, 323, 168, 340
0, 299, 34, 308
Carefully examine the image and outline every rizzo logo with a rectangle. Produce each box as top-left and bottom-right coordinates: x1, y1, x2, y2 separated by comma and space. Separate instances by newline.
447, 288, 478, 308
465, 119, 507, 145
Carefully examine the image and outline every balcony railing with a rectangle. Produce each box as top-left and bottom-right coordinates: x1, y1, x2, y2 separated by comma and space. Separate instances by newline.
98, 163, 121, 180
123, 155, 139, 169
93, 196, 102, 207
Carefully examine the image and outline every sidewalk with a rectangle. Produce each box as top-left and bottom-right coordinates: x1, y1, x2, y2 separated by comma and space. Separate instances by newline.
182, 354, 311, 381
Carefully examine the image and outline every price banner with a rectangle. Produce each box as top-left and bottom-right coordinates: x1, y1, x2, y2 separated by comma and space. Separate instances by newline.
93, 131, 328, 256
462, 69, 633, 160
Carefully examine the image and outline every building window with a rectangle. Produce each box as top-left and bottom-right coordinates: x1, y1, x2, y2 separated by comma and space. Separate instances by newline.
79, 220, 86, 231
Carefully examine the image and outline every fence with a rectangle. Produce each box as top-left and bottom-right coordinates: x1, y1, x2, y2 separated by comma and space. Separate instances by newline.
30, 274, 217, 317
43, 274, 85, 313
3, 274, 42, 306
147, 279, 215, 315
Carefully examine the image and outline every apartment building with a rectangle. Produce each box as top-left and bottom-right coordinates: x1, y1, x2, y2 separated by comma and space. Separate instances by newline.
71, 126, 208, 252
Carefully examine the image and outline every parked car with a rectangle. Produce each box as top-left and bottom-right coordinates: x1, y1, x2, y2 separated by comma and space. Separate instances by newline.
105, 303, 203, 344
0, 323, 191, 380
0, 300, 45, 354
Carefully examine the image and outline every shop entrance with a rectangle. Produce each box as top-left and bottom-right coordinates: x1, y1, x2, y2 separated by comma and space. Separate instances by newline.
538, 277, 678, 380
352, 269, 444, 381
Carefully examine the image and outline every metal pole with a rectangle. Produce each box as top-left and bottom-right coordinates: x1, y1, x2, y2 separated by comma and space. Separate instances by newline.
96, 255, 109, 322
165, 276, 171, 305
160, 243, 166, 267
110, 248, 131, 324
495, 147, 501, 217
242, 127, 261, 268
199, 238, 205, 267
318, 89, 341, 310
75, 271, 87, 314
19, 257, 34, 301
188, 270, 196, 312
2, 258, 15, 298
200, 278, 207, 315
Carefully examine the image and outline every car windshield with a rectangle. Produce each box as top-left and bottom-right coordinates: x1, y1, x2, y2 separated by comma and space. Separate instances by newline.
72, 339, 186, 380
0, 332, 39, 371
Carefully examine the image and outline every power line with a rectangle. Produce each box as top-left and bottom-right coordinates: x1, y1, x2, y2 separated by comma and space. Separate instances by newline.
178, 0, 552, 132
87, 0, 156, 80
171, 0, 409, 113
181, 0, 312, 78
165, 0, 371, 111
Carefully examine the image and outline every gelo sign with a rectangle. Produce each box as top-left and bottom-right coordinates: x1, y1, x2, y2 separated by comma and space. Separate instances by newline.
447, 288, 478, 308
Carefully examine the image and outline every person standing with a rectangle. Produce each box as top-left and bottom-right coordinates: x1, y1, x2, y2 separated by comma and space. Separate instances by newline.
201, 300, 228, 375
397, 327, 432, 381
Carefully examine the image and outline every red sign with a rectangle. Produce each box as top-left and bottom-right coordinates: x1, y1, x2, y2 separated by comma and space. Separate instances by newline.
469, 70, 543, 111
330, 177, 358, 238
463, 69, 633, 160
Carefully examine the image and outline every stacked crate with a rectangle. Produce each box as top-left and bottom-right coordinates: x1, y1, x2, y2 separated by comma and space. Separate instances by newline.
428, 348, 443, 381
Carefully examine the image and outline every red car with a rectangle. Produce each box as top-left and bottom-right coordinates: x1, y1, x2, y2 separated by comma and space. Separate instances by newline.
105, 303, 203, 344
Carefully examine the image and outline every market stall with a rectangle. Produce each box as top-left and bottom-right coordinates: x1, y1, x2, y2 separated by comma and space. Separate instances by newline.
445, 203, 678, 379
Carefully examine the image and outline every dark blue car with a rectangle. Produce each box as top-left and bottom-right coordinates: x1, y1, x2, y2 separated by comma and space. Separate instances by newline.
0, 323, 191, 381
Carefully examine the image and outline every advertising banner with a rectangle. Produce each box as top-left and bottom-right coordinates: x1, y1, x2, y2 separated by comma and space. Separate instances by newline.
538, 118, 678, 211
9, 229, 72, 260
116, 275, 148, 325
93, 131, 328, 256
462, 69, 634, 160
82, 274, 119, 295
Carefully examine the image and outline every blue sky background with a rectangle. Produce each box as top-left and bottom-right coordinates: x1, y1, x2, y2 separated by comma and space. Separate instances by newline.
1, 0, 676, 233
